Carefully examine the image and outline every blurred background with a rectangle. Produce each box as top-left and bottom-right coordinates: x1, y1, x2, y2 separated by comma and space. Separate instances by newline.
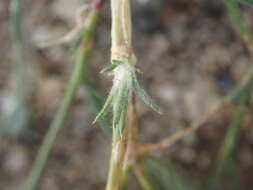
1, 0, 253, 189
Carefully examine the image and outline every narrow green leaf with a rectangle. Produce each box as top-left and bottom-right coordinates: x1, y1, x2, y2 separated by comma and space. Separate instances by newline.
112, 60, 124, 65
224, 0, 253, 42
100, 64, 118, 73
69, 34, 83, 53
93, 86, 115, 124
133, 76, 162, 114
85, 85, 112, 135
144, 156, 199, 190
112, 79, 131, 132
208, 81, 253, 190
100, 60, 122, 73
117, 87, 130, 135
116, 104, 127, 137
113, 85, 123, 128
236, 0, 253, 6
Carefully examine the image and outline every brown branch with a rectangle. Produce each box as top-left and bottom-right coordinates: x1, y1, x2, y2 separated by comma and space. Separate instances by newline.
139, 101, 223, 154
138, 58, 253, 155
38, 5, 89, 48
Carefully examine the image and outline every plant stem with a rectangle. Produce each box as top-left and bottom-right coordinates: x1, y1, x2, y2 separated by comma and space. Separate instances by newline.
106, 131, 128, 190
105, 0, 135, 189
224, 0, 253, 53
135, 162, 155, 190
10, 0, 25, 98
208, 80, 253, 190
105, 94, 139, 190
208, 4, 253, 188
111, 0, 133, 60
139, 63, 253, 154
21, 3, 103, 190
3, 0, 30, 136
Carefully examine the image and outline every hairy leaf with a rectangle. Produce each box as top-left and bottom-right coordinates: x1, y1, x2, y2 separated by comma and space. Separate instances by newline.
133, 76, 162, 114
95, 60, 161, 137
93, 85, 115, 123
113, 77, 132, 134
85, 85, 112, 135
100, 60, 122, 73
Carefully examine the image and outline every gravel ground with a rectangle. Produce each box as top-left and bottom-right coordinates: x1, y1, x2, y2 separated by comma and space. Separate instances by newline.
0, 0, 253, 189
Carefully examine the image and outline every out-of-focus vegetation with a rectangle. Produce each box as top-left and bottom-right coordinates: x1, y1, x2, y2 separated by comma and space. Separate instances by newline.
1, 0, 253, 190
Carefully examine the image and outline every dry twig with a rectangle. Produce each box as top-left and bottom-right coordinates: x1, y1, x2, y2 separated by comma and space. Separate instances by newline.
139, 101, 223, 154
38, 5, 89, 48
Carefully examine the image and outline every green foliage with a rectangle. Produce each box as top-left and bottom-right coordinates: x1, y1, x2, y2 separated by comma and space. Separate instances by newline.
100, 60, 123, 73
1, 0, 31, 137
85, 85, 112, 135
0, 98, 29, 137
208, 78, 253, 190
224, 0, 253, 43
144, 156, 199, 190
133, 75, 162, 114
21, 8, 102, 190
206, 1, 253, 189
236, 0, 253, 6
95, 59, 161, 136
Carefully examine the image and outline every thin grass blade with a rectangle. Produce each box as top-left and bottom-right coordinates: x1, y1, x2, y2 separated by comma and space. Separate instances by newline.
144, 156, 199, 190
133, 76, 162, 114
85, 85, 112, 135
208, 79, 253, 190
100, 60, 123, 73
112, 79, 131, 133
93, 86, 116, 124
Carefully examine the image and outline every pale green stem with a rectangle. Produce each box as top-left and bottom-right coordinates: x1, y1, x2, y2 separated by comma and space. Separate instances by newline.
106, 0, 134, 189
111, 0, 133, 60
208, 81, 253, 190
135, 163, 156, 190
21, 8, 101, 190
224, 0, 253, 53
10, 0, 25, 100
207, 1, 253, 189
106, 133, 127, 190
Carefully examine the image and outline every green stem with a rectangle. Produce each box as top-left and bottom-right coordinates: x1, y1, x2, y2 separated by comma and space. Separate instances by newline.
105, 0, 133, 189
10, 0, 23, 78
111, 0, 133, 60
208, 82, 252, 190
135, 163, 155, 190
208, 3, 253, 188
22, 6, 101, 190
224, 0, 253, 52
106, 129, 127, 190
2, 0, 31, 137
10, 0, 28, 102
